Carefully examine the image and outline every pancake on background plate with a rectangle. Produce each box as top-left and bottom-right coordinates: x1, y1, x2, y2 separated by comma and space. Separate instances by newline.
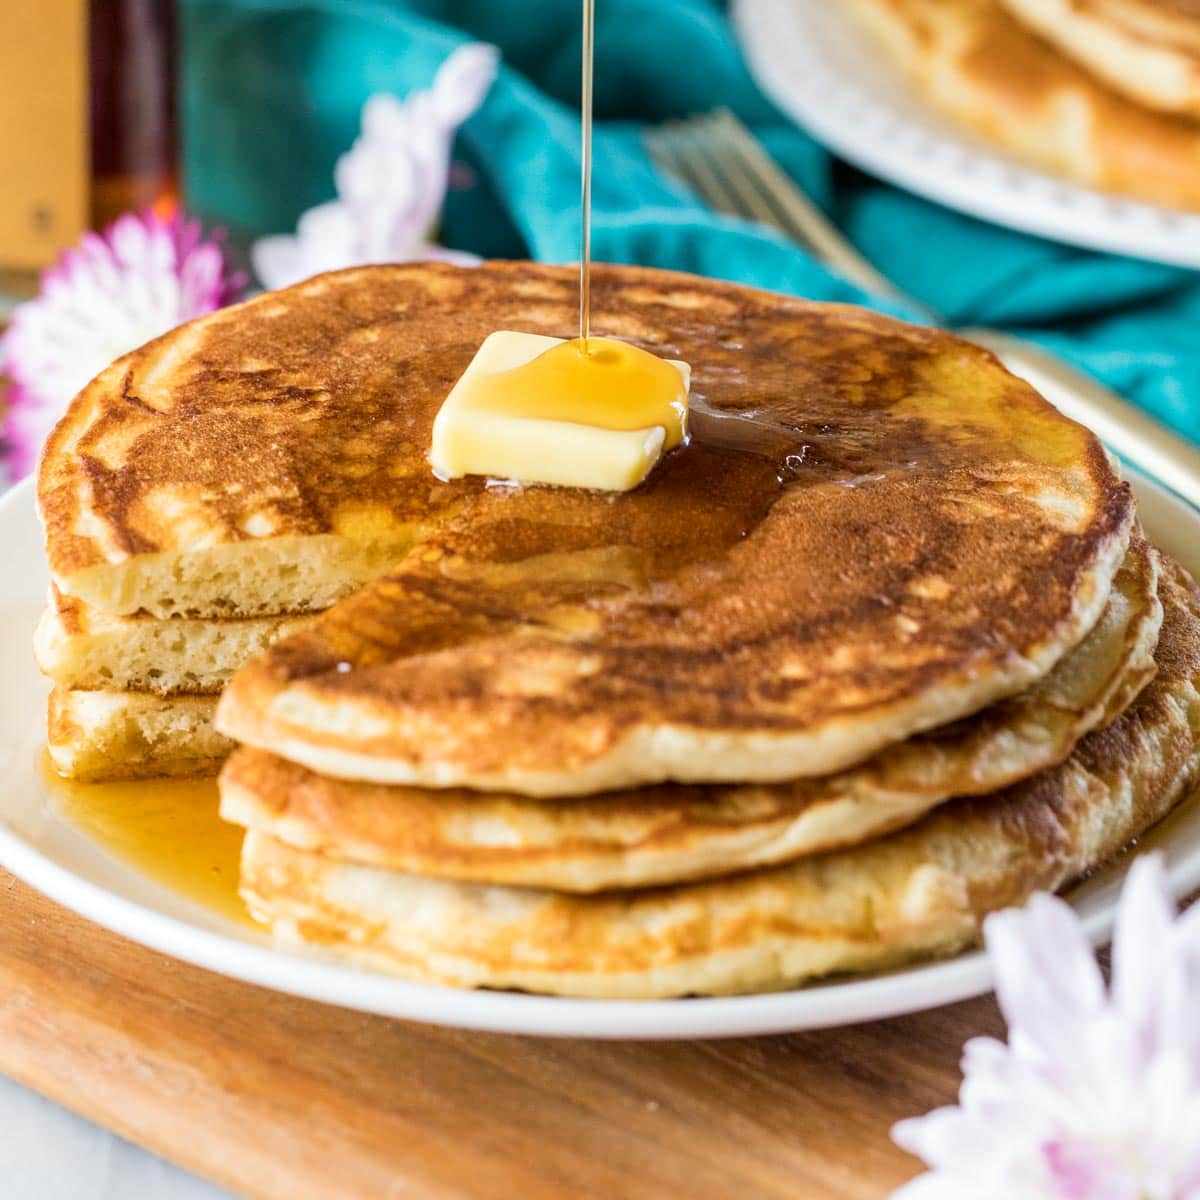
998, 0, 1200, 117
849, 0, 1200, 211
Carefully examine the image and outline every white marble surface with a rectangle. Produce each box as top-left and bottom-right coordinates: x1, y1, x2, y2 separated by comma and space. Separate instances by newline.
0, 1076, 228, 1199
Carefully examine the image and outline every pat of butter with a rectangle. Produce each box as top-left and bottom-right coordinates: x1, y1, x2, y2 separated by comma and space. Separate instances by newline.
429, 331, 691, 491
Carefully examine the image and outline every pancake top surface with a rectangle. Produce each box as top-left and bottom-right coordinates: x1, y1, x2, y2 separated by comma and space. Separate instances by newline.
191, 263, 1134, 793
41, 261, 1122, 577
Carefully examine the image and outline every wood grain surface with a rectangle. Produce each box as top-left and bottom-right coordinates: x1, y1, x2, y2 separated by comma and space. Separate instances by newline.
0, 870, 1012, 1200
2, 866, 1197, 1199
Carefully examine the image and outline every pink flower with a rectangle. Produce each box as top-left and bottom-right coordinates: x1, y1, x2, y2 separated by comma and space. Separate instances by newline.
892, 855, 1200, 1199
1, 209, 245, 481
251, 43, 498, 291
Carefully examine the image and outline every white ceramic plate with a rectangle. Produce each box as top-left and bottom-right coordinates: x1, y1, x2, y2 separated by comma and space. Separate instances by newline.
1, 476, 1198, 1040
733, 0, 1200, 269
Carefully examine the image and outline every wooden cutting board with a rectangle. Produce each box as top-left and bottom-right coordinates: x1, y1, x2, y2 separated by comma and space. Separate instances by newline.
0, 868, 1008, 1200
4, 865, 1198, 1198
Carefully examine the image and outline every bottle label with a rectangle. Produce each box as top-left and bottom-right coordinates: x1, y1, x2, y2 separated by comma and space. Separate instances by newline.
0, 0, 88, 271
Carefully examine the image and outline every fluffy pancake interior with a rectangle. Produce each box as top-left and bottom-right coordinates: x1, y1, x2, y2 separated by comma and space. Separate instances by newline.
35, 592, 311, 695
47, 688, 226, 782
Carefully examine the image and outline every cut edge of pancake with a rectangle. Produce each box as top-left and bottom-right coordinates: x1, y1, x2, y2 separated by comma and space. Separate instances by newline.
51, 530, 424, 621
35, 594, 311, 695
47, 687, 226, 782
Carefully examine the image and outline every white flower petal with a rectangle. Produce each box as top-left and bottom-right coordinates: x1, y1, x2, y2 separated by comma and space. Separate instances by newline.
250, 236, 306, 293
892, 861, 1200, 1200
985, 894, 1103, 1059
295, 202, 356, 246
250, 42, 497, 290
360, 92, 405, 141
892, 1107, 984, 1167
414, 243, 480, 267
432, 43, 500, 128
1112, 855, 1176, 1039
2, 210, 239, 477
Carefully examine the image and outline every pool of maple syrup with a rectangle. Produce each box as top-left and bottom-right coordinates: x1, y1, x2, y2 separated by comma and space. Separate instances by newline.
38, 751, 251, 926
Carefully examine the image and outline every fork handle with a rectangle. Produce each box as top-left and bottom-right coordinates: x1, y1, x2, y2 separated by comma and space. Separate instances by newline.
962, 327, 1200, 511
711, 111, 938, 320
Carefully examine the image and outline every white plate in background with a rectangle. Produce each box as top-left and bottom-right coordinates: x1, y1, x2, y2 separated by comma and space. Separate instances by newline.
733, 0, 1200, 269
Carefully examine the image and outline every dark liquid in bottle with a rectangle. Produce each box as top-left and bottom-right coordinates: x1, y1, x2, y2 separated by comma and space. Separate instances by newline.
89, 0, 179, 227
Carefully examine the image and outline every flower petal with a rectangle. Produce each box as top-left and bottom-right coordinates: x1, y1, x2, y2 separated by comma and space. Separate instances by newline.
985, 894, 1103, 1061
1, 208, 242, 479
250, 43, 496, 290
432, 43, 500, 128
1112, 855, 1176, 1041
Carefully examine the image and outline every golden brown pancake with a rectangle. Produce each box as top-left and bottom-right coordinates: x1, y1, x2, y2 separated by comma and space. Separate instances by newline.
205, 265, 1133, 794
999, 0, 1200, 117
851, 0, 1200, 211
219, 532, 1160, 891
237, 558, 1200, 999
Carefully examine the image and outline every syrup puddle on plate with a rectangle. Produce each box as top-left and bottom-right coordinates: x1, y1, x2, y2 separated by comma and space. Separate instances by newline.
38, 751, 252, 926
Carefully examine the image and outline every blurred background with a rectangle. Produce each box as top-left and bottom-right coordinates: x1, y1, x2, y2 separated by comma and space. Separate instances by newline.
2, 0, 1199, 483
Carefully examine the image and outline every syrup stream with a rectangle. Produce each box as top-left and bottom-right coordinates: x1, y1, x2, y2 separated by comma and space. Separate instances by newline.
579, 0, 594, 351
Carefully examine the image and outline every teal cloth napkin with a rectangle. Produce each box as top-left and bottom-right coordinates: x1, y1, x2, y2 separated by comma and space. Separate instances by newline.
182, 0, 1200, 443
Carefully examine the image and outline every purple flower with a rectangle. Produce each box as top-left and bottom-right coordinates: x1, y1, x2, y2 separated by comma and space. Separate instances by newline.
1, 209, 245, 481
892, 855, 1200, 1199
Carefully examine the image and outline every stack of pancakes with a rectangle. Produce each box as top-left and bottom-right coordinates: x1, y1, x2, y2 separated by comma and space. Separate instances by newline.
850, 0, 1200, 211
34, 593, 307, 780
38, 263, 1200, 998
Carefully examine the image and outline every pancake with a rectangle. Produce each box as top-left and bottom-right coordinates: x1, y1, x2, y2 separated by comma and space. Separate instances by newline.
219, 533, 1161, 892
47, 688, 226, 782
237, 558, 1200, 999
999, 0, 1200, 117
850, 0, 1200, 212
34, 590, 309, 694
1091, 0, 1200, 52
209, 265, 1132, 795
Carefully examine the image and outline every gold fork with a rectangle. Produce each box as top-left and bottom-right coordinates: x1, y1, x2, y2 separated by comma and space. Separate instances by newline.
644, 109, 1200, 511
